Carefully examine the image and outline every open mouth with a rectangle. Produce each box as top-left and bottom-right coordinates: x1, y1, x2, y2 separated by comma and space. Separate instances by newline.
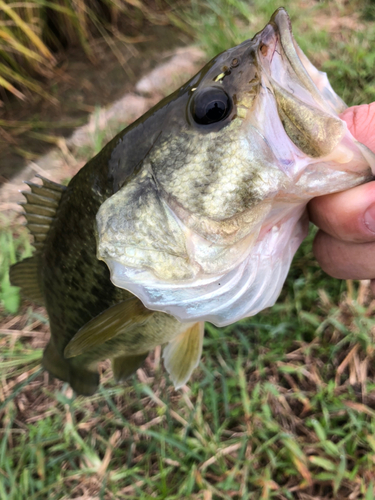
265, 8, 346, 115
96, 8, 375, 327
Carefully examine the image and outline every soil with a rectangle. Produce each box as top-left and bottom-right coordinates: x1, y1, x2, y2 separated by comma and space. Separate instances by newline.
0, 24, 190, 184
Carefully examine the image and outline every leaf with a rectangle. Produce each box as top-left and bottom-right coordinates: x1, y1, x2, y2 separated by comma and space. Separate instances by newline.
333, 454, 347, 494
308, 456, 336, 472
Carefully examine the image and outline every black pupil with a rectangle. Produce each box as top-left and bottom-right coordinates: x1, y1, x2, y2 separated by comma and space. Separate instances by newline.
191, 88, 231, 125
206, 100, 226, 121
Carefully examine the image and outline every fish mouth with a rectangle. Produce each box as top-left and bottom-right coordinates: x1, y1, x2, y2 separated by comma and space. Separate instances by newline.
270, 9, 324, 104
96, 8, 375, 327
258, 8, 346, 115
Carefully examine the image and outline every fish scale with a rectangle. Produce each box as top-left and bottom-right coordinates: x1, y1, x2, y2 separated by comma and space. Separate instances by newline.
10, 8, 375, 395
11, 135, 203, 394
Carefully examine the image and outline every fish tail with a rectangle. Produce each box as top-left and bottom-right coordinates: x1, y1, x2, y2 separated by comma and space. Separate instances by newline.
42, 340, 70, 382
43, 341, 99, 395
68, 364, 100, 396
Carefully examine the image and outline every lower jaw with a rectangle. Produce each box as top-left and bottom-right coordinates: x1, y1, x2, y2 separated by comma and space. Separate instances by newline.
105, 205, 308, 326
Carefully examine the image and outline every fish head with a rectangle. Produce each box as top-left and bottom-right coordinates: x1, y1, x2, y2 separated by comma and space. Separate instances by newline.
96, 8, 375, 326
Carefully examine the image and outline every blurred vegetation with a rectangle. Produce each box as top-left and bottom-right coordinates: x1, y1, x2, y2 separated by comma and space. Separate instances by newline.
1, 0, 375, 106
176, 0, 375, 105
0, 0, 173, 102
1, 0, 375, 499
0, 214, 32, 314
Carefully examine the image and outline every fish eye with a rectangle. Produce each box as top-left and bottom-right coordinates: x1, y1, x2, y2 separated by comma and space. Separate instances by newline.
190, 87, 232, 125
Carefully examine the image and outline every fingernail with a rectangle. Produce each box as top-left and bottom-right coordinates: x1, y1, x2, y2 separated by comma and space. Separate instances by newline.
364, 203, 375, 233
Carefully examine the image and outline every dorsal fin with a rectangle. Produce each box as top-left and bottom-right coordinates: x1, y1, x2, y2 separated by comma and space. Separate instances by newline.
9, 176, 66, 306
21, 175, 66, 250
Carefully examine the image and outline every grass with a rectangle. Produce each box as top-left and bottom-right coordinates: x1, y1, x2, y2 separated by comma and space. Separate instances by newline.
0, 214, 32, 315
2, 259, 375, 498
0, 0, 172, 101
176, 0, 375, 105
1, 0, 375, 499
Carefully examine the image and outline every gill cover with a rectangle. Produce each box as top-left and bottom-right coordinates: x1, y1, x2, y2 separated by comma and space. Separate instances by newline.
97, 8, 375, 326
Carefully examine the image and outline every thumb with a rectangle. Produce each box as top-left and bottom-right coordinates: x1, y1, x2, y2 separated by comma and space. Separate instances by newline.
340, 102, 375, 154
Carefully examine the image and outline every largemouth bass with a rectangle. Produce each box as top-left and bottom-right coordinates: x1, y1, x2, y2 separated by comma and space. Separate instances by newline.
10, 8, 375, 395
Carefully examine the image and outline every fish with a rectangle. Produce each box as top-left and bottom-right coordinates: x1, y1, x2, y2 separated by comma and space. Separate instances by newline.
10, 8, 375, 396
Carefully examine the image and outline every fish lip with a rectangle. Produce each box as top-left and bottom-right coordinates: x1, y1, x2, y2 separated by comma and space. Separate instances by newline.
255, 8, 292, 51
269, 7, 292, 32
266, 8, 294, 55
264, 8, 327, 109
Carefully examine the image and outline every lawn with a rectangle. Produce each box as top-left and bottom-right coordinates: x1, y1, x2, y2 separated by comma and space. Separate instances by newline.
1, 1, 375, 499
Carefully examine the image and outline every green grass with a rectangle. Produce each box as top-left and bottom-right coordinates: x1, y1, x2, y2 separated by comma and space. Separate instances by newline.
177, 0, 375, 106
2, 1, 375, 499
2, 261, 375, 498
0, 214, 32, 314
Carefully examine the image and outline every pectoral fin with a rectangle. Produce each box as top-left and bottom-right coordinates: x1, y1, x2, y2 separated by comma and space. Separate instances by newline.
112, 352, 149, 382
163, 322, 204, 390
64, 297, 153, 358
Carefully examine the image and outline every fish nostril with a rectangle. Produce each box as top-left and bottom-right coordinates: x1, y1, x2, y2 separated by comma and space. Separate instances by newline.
260, 44, 268, 56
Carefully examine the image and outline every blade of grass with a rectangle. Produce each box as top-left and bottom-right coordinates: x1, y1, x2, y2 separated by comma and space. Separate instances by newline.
0, 0, 55, 62
0, 73, 25, 100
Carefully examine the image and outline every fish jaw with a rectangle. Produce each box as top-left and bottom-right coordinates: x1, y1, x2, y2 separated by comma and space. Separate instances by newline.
96, 8, 375, 325
103, 206, 308, 326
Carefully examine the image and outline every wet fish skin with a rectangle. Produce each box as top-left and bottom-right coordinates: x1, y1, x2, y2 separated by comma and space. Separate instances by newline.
28, 20, 278, 394
39, 144, 200, 394
10, 61, 212, 394
10, 8, 375, 395
97, 8, 375, 326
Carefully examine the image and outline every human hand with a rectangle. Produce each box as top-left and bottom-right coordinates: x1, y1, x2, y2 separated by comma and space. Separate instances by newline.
307, 102, 375, 291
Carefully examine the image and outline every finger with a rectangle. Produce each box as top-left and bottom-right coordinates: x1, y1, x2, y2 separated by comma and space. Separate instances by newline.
340, 102, 375, 153
313, 230, 375, 280
308, 181, 375, 243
